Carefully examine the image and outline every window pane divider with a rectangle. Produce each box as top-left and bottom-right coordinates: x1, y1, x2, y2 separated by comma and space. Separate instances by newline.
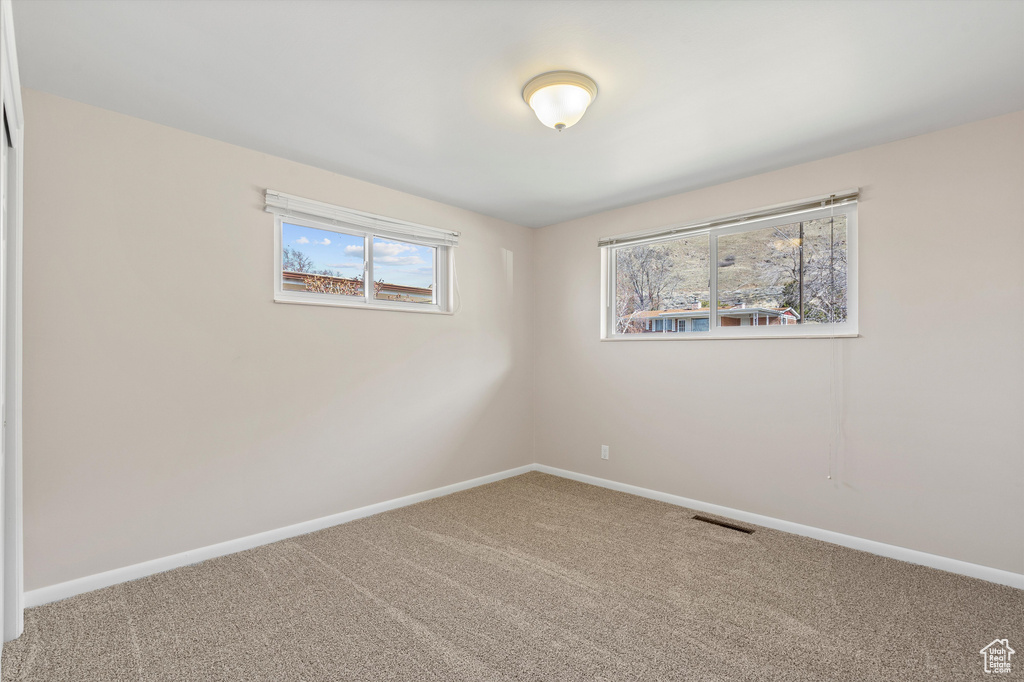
364, 233, 373, 304
709, 232, 718, 331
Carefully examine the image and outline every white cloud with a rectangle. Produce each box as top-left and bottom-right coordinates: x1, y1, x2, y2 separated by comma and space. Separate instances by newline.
375, 256, 425, 267
317, 238, 331, 246
294, 237, 310, 244
374, 241, 417, 258
344, 245, 364, 256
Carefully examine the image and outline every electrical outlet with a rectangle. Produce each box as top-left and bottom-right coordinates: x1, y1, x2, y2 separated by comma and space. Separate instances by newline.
601, 445, 609, 460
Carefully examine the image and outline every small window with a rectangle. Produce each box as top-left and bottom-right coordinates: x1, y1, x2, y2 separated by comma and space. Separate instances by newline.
602, 194, 857, 339
267, 191, 458, 313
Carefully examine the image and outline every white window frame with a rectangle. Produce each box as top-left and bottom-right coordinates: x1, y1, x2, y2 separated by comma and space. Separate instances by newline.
267, 191, 457, 314
601, 198, 858, 340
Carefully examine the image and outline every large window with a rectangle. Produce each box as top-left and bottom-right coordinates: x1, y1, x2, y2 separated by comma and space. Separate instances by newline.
602, 195, 857, 339
267, 191, 457, 313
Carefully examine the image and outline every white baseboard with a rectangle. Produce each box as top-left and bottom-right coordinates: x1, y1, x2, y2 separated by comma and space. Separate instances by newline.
24, 464, 535, 608
535, 464, 1024, 590
25, 462, 1022, 608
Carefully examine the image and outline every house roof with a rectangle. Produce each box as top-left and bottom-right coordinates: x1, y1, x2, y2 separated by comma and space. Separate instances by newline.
283, 271, 432, 296
283, 271, 361, 286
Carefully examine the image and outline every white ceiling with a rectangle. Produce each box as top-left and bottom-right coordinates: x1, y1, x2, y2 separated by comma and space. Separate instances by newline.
12, 0, 1024, 227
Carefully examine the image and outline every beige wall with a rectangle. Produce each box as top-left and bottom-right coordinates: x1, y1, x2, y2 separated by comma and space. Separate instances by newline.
22, 88, 1023, 592
533, 111, 1024, 574
22, 90, 536, 590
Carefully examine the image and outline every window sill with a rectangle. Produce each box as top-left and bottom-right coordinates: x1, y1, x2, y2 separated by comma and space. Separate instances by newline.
601, 332, 860, 341
274, 295, 452, 315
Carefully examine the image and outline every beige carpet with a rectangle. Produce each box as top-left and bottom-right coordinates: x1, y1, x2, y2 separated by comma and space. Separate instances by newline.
3, 472, 1022, 681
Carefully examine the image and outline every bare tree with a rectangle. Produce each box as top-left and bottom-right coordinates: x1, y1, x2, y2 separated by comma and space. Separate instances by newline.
284, 246, 369, 293
615, 284, 648, 334
283, 246, 315, 274
755, 218, 848, 323
802, 228, 848, 323
615, 244, 677, 333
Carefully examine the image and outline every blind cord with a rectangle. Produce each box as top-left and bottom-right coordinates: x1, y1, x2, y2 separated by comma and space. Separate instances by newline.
827, 194, 838, 481
452, 250, 462, 315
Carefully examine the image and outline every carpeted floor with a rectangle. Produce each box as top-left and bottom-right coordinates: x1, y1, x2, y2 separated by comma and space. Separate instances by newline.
2, 472, 1022, 681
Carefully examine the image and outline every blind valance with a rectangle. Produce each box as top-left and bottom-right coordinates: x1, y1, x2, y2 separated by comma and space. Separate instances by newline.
265, 190, 460, 248
598, 190, 858, 248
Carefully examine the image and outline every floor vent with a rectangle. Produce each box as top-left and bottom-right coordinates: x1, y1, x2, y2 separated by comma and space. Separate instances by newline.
692, 514, 754, 534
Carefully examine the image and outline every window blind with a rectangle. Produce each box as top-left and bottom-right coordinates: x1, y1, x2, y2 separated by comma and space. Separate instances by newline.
265, 190, 460, 248
598, 190, 859, 248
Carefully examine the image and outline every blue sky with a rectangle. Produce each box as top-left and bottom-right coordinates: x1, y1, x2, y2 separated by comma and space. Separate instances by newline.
282, 223, 435, 288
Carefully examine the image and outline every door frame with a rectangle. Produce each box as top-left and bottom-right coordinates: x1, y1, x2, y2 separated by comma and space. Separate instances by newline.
0, 0, 24, 643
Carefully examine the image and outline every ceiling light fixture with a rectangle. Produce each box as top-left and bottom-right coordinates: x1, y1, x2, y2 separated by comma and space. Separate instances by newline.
522, 71, 598, 131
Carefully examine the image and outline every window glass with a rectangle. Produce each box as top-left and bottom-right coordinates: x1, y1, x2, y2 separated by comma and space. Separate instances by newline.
690, 318, 710, 332
372, 237, 436, 305
605, 204, 853, 337
716, 216, 847, 326
801, 216, 848, 324
614, 234, 710, 334
281, 222, 364, 298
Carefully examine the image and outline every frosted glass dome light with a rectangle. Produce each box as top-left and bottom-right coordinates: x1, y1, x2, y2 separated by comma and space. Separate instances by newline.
523, 71, 598, 131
